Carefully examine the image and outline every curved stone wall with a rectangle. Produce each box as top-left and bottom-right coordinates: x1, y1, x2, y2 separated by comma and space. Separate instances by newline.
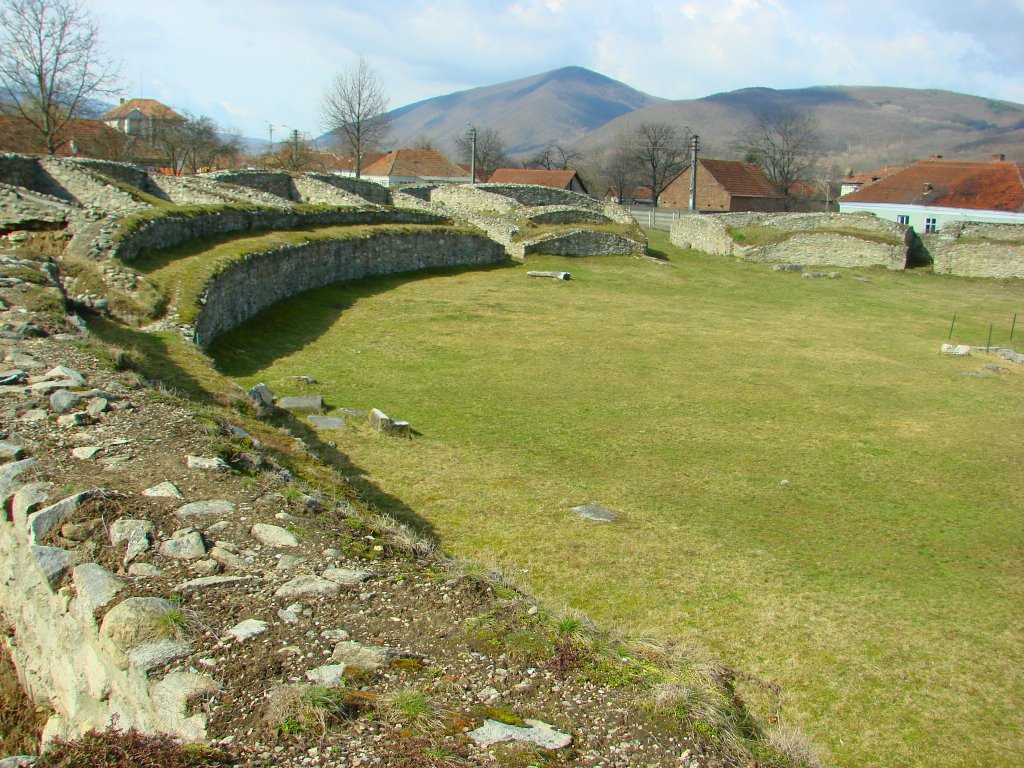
194, 230, 506, 345
523, 207, 612, 226
201, 170, 298, 201
522, 229, 644, 258
112, 207, 449, 262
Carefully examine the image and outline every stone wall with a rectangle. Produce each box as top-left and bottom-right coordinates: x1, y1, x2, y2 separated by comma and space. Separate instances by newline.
669, 216, 738, 255
112, 207, 449, 262
306, 174, 392, 205
478, 183, 594, 208
926, 223, 1024, 278
523, 206, 611, 226
201, 170, 298, 201
522, 229, 644, 258
194, 230, 506, 344
430, 185, 520, 214
0, 460, 218, 745
741, 233, 906, 269
0, 153, 41, 189
63, 158, 150, 189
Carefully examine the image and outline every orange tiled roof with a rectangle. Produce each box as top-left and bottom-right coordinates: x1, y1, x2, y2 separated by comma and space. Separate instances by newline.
102, 98, 184, 121
362, 149, 467, 180
842, 165, 903, 187
0, 116, 129, 156
487, 168, 583, 191
840, 159, 1024, 212
699, 160, 786, 198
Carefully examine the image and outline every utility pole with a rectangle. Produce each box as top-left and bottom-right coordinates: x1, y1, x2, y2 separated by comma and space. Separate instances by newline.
267, 122, 274, 155
292, 128, 300, 169
688, 133, 700, 212
468, 125, 478, 184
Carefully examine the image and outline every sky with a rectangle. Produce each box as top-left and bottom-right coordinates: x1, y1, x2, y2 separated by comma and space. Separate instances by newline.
87, 0, 1024, 140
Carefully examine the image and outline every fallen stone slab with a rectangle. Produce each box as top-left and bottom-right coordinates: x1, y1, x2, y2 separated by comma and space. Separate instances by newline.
209, 546, 248, 571
85, 397, 109, 418
0, 369, 27, 385
527, 270, 571, 280
369, 408, 410, 436
467, 718, 573, 749
277, 395, 323, 413
226, 618, 270, 642
571, 503, 616, 522
274, 575, 341, 600
19, 409, 46, 422
127, 562, 163, 578
277, 553, 306, 571
175, 499, 235, 518
251, 523, 299, 548
308, 415, 345, 430
143, 481, 184, 499
185, 455, 230, 471
177, 575, 258, 592
322, 567, 371, 586
0, 458, 36, 498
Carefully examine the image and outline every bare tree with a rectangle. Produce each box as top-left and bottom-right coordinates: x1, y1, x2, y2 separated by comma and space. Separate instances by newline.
0, 0, 118, 154
592, 142, 641, 201
319, 56, 390, 179
630, 122, 688, 206
410, 133, 438, 151
529, 142, 582, 170
454, 126, 509, 181
732, 108, 823, 204
157, 112, 241, 175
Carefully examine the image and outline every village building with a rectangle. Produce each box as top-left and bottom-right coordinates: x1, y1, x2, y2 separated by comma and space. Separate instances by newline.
0, 116, 131, 158
839, 166, 904, 196
487, 168, 589, 194
656, 159, 786, 211
838, 156, 1024, 231
360, 149, 470, 186
102, 98, 184, 143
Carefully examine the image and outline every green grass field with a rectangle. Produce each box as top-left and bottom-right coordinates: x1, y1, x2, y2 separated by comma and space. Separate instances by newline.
210, 230, 1024, 767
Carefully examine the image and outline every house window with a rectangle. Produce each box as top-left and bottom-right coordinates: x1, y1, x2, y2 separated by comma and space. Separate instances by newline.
897, 215, 910, 226
925, 217, 938, 233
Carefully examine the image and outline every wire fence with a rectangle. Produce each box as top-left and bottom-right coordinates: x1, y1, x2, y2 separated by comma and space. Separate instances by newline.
945, 312, 1022, 350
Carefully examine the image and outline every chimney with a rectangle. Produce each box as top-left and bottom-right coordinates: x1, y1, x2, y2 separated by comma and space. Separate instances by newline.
923, 182, 933, 194
992, 153, 1006, 162
929, 154, 943, 160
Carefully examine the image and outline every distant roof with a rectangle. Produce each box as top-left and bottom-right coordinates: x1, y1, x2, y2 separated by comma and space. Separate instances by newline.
0, 116, 128, 157
488, 168, 586, 192
696, 159, 786, 198
841, 166, 904, 187
102, 98, 184, 121
362, 149, 467, 179
840, 159, 1024, 212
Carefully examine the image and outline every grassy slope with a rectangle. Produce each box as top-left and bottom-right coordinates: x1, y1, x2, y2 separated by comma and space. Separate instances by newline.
210, 231, 1024, 768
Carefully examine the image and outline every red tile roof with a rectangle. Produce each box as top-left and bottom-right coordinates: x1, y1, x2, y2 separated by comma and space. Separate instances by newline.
841, 166, 903, 187
698, 160, 785, 198
362, 149, 468, 180
487, 168, 584, 191
0, 116, 129, 157
840, 159, 1024, 212
102, 98, 184, 121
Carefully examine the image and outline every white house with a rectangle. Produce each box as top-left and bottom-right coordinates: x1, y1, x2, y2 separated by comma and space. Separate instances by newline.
360, 149, 471, 187
838, 156, 1024, 232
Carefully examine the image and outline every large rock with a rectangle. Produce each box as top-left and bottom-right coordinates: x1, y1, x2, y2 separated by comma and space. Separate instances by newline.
72, 563, 125, 615
571, 503, 616, 522
32, 546, 76, 590
48, 389, 81, 414
185, 455, 230, 471
274, 575, 340, 600
158, 528, 207, 560
175, 499, 235, 518
26, 489, 106, 541
305, 664, 347, 686
277, 396, 323, 413
109, 517, 156, 564
251, 523, 299, 548
322, 567, 371, 586
331, 640, 389, 670
142, 481, 184, 499
247, 383, 274, 406
99, 597, 178, 667
128, 639, 191, 672
226, 619, 269, 642
467, 719, 573, 749
0, 440, 25, 460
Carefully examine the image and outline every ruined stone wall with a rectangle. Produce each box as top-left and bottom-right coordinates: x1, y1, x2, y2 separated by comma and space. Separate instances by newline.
523, 207, 611, 225
63, 158, 150, 189
306, 174, 392, 205
926, 223, 1024, 278
669, 216, 737, 255
200, 170, 298, 201
430, 185, 520, 214
0, 154, 41, 189
717, 211, 903, 235
194, 230, 506, 344
521, 230, 644, 258
741, 233, 906, 269
478, 183, 593, 209
112, 207, 449, 262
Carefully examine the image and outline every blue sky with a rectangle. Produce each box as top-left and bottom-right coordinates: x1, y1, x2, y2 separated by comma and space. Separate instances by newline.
88, 0, 1024, 139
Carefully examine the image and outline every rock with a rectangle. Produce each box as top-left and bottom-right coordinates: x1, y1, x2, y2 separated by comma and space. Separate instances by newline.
19, 408, 46, 422
40, 365, 85, 386
305, 664, 347, 686
177, 575, 257, 592
0, 757, 36, 768
322, 567, 371, 586
32, 545, 76, 590
307, 415, 345, 430
274, 575, 341, 600
953, 344, 971, 356
85, 397, 109, 418
175, 499, 234, 518
73, 564, 125, 615
209, 546, 247, 571
276, 554, 306, 570
185, 455, 230, 471
251, 522, 299, 548
57, 412, 91, 428
99, 597, 178, 665
148, 672, 217, 742
129, 639, 191, 672
0, 457, 36, 495
127, 562, 163, 578
226, 619, 269, 642
27, 489, 106, 541
772, 264, 803, 273
247, 383, 274, 406
277, 396, 322, 413
71, 445, 102, 460
321, 629, 350, 642
331, 640, 389, 670
60, 521, 96, 541
159, 528, 207, 559
368, 407, 391, 431
277, 607, 300, 623
0, 440, 25, 459
110, 518, 156, 563
142, 481, 184, 499
467, 719, 572, 749
190, 559, 222, 576
48, 389, 81, 414
571, 503, 616, 522
10, 481, 51, 524
527, 270, 571, 280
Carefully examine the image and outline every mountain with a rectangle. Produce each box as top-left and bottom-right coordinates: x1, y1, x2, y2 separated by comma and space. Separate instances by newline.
576, 85, 1024, 170
353, 66, 662, 157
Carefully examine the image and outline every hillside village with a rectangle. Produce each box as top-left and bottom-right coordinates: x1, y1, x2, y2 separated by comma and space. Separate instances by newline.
2, 3, 1024, 767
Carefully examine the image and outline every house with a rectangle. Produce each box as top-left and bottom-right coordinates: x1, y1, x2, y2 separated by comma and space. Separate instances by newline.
838, 156, 1024, 231
487, 168, 589, 195
102, 98, 184, 143
360, 149, 470, 186
839, 166, 903, 196
0, 116, 131, 159
656, 159, 786, 211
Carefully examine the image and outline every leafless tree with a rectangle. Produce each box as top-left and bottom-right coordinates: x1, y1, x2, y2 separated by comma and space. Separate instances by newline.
454, 126, 509, 181
732, 108, 823, 204
597, 140, 642, 201
157, 112, 241, 175
410, 134, 438, 151
319, 56, 390, 179
529, 142, 582, 170
630, 122, 688, 206
0, 0, 118, 154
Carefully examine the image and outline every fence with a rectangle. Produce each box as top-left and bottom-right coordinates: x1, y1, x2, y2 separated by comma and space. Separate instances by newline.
626, 206, 698, 230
